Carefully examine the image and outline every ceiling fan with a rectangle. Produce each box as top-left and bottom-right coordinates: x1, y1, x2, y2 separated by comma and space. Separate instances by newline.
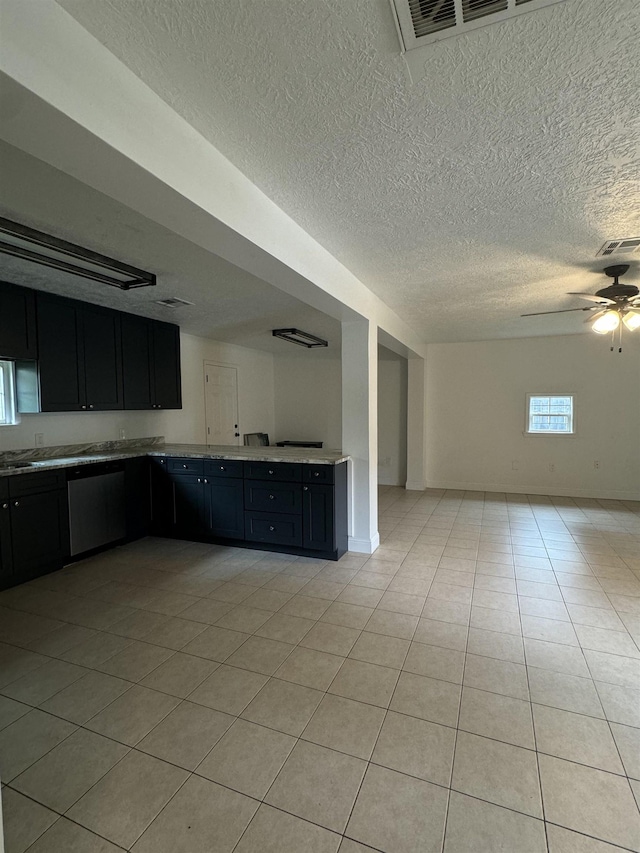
522, 265, 640, 338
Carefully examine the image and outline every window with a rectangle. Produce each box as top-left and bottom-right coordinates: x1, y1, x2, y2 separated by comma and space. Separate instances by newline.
527, 394, 574, 434
0, 360, 17, 425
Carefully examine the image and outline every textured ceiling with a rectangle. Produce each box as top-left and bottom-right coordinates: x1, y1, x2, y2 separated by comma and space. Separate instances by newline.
0, 141, 342, 356
42, 0, 640, 341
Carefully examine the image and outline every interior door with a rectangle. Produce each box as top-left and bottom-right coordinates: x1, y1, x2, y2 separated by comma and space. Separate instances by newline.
204, 363, 240, 446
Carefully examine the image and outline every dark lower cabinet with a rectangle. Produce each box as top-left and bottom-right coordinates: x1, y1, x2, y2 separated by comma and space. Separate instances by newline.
0, 472, 69, 590
150, 457, 347, 559
208, 477, 245, 539
125, 457, 151, 541
302, 484, 334, 551
172, 474, 207, 535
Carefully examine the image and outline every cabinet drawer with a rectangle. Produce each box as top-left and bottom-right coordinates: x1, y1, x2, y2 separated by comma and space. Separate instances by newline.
243, 461, 302, 482
204, 459, 243, 479
244, 511, 302, 547
9, 470, 66, 498
303, 465, 335, 484
244, 480, 302, 515
166, 457, 204, 476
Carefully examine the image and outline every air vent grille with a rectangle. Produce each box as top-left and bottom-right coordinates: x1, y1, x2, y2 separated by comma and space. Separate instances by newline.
155, 297, 195, 308
391, 0, 567, 50
596, 238, 640, 258
408, 0, 455, 37
462, 0, 508, 23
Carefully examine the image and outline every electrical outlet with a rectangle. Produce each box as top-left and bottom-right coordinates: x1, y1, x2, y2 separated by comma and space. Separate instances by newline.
34, 433, 44, 447
119, 428, 126, 440
549, 463, 555, 472
594, 460, 600, 469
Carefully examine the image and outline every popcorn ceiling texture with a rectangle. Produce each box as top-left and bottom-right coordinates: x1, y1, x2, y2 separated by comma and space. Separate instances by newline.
56, 0, 640, 342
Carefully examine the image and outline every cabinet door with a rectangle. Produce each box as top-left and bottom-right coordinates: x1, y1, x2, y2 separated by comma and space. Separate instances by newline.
37, 292, 84, 411
125, 457, 151, 541
0, 496, 13, 590
122, 314, 153, 409
302, 484, 335, 552
10, 489, 69, 583
206, 477, 244, 539
150, 459, 173, 534
81, 304, 123, 410
152, 321, 181, 409
0, 281, 37, 360
172, 474, 206, 534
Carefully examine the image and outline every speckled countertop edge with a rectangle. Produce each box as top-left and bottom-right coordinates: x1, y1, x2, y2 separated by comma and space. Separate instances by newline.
0, 443, 350, 477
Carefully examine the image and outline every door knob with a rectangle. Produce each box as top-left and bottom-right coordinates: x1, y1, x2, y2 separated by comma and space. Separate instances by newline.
303, 486, 308, 491
13, 500, 20, 507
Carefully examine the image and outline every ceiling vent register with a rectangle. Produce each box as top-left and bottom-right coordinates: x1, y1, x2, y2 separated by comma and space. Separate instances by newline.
595, 238, 640, 258
391, 0, 567, 49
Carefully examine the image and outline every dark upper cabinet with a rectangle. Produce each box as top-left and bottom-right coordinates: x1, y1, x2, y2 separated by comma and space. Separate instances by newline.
122, 314, 153, 409
81, 304, 123, 410
151, 320, 182, 409
36, 292, 123, 411
122, 315, 181, 410
0, 281, 37, 360
36, 292, 84, 411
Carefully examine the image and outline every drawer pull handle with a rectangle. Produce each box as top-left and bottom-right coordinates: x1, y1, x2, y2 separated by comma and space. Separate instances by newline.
220, 466, 226, 471
314, 472, 320, 477
1, 502, 8, 509
81, 405, 87, 410
204, 479, 208, 484
269, 494, 275, 500
303, 486, 308, 491
197, 478, 201, 483
269, 525, 275, 531
13, 500, 20, 507
88, 404, 94, 409
268, 469, 274, 475
182, 464, 188, 469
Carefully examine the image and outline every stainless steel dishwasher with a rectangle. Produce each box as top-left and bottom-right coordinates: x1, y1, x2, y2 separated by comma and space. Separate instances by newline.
67, 461, 126, 556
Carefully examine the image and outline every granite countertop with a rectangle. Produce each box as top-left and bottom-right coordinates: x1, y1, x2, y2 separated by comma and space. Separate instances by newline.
0, 439, 350, 477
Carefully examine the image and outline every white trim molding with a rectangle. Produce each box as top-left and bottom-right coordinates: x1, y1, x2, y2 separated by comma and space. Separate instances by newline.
348, 532, 380, 554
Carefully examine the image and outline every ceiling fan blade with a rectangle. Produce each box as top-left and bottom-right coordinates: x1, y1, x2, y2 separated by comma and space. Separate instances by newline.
521, 307, 595, 317
566, 293, 616, 304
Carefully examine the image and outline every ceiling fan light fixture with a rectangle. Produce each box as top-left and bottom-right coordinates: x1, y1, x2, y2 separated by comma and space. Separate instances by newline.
592, 310, 620, 334
622, 311, 640, 331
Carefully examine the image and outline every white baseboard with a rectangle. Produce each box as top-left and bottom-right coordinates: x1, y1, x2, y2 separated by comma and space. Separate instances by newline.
425, 480, 640, 502
405, 479, 426, 492
378, 476, 405, 487
348, 532, 380, 554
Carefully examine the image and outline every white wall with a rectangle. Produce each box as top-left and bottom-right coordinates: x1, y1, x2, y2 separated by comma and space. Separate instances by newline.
425, 333, 640, 500
0, 332, 275, 451
273, 354, 342, 449
378, 349, 408, 486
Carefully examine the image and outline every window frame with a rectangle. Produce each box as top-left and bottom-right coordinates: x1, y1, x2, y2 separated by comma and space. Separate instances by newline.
0, 360, 17, 426
525, 393, 575, 436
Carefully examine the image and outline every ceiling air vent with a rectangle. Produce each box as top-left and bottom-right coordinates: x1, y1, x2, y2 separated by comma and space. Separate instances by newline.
155, 297, 195, 308
390, 0, 567, 50
596, 238, 640, 258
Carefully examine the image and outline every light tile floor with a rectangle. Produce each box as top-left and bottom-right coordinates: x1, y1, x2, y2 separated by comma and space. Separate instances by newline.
1, 487, 640, 852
